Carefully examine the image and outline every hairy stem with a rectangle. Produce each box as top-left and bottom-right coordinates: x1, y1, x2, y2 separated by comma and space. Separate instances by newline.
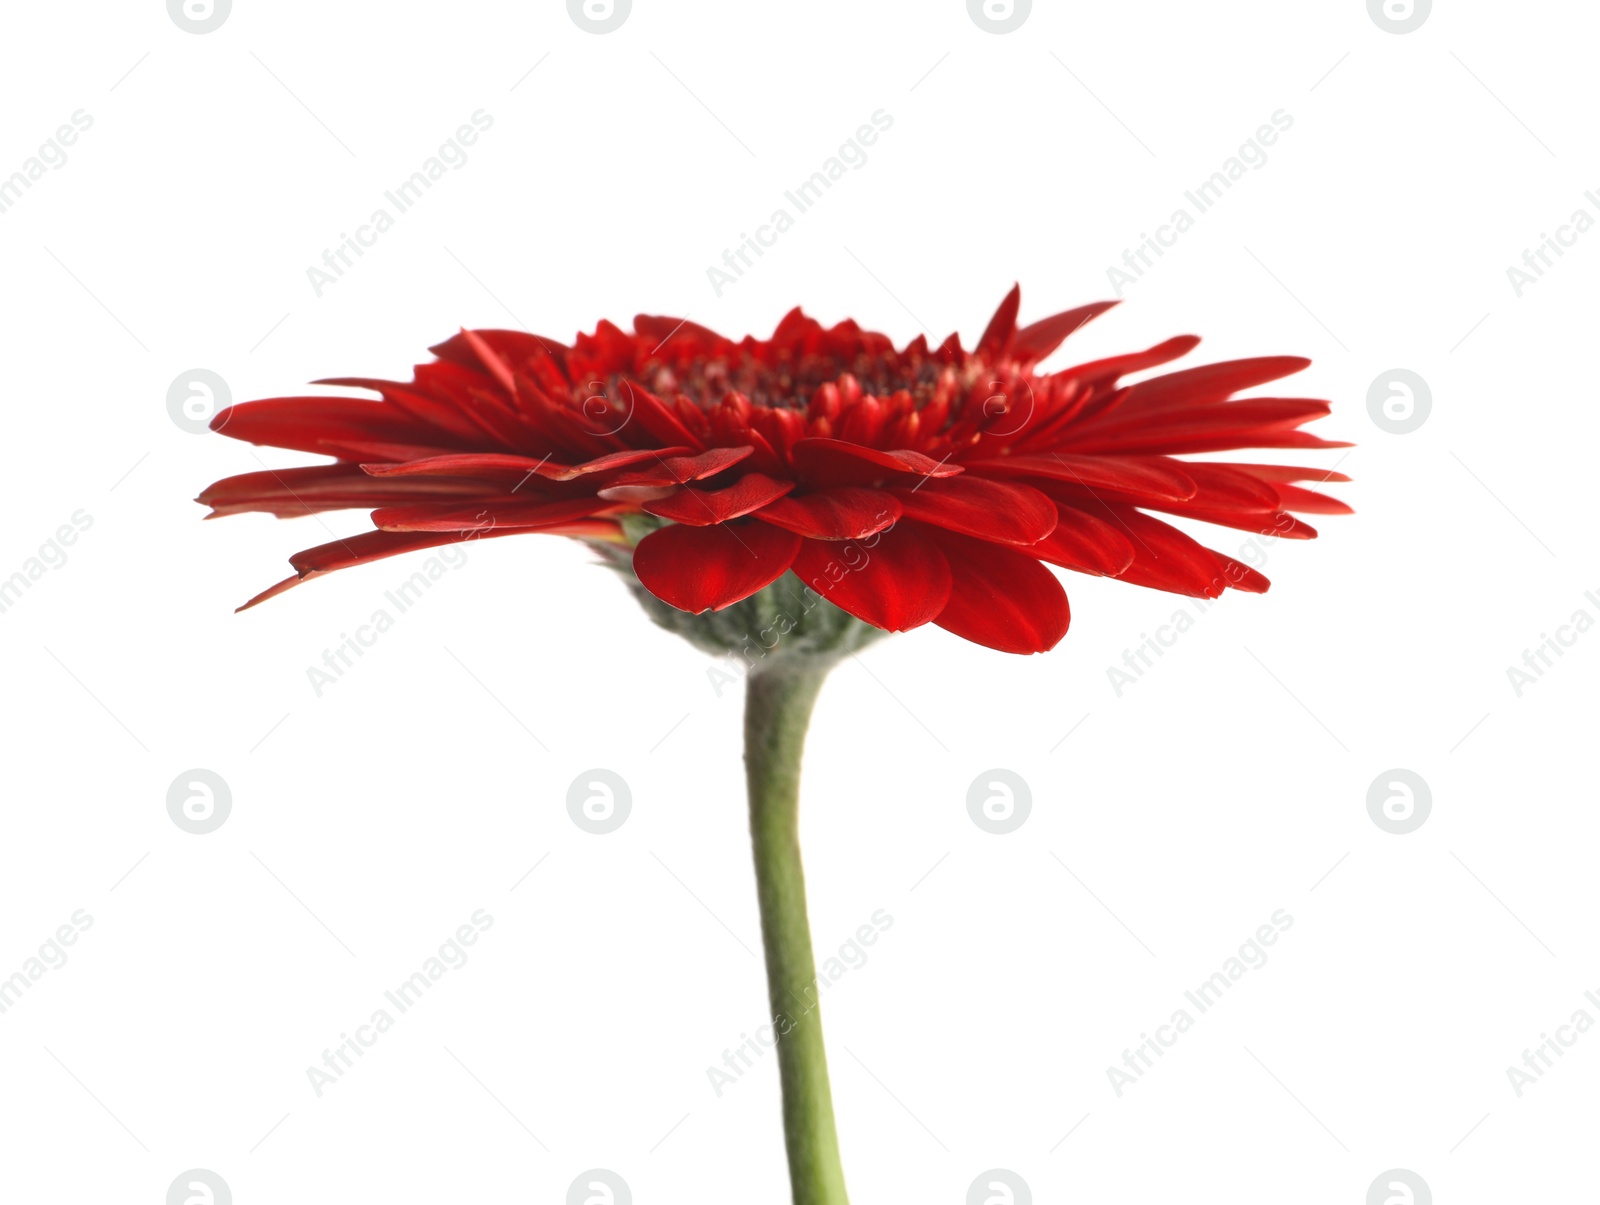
744, 662, 849, 1205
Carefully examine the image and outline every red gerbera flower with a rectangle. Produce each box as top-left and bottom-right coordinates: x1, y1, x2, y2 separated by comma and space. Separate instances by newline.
199, 286, 1349, 653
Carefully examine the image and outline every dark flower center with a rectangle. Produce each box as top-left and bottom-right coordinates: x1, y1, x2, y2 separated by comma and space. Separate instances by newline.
647, 352, 945, 411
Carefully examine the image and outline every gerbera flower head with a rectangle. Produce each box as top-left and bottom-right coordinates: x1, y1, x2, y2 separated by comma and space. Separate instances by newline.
199, 286, 1349, 655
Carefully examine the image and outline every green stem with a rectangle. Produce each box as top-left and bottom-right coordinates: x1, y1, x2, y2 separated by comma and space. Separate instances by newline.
744, 662, 850, 1205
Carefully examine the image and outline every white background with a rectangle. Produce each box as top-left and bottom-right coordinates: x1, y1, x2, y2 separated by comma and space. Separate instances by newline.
0, 1, 1594, 1201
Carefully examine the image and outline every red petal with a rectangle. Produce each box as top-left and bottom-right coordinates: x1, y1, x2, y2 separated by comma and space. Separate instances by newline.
1066, 461, 1292, 530
1170, 461, 1283, 511
633, 314, 732, 356
754, 488, 902, 539
1118, 356, 1311, 409
930, 529, 1070, 654
210, 397, 467, 461
1063, 398, 1337, 455
770, 306, 825, 347
970, 453, 1196, 503
789, 438, 964, 487
372, 496, 609, 532
1028, 505, 1136, 576
198, 465, 495, 518
458, 328, 518, 396
361, 453, 555, 479
1211, 555, 1271, 593
643, 473, 794, 526
632, 521, 801, 613
237, 527, 521, 610
428, 328, 568, 376
1092, 507, 1228, 598
542, 447, 696, 481
891, 477, 1058, 545
1136, 503, 1319, 540
604, 446, 754, 488
1271, 483, 1353, 514
1011, 301, 1119, 363
1057, 335, 1201, 388
976, 284, 1021, 361
314, 377, 505, 444
791, 525, 951, 632
1213, 462, 1352, 484
618, 382, 707, 451
594, 483, 680, 505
